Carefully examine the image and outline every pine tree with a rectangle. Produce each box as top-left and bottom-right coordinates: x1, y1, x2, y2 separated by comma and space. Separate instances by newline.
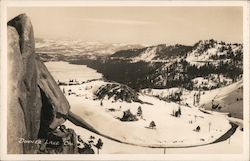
95, 138, 103, 154
178, 106, 181, 116
149, 121, 156, 129
193, 93, 196, 106
137, 106, 143, 117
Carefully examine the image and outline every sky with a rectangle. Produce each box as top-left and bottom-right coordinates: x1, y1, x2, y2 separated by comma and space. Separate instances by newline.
7, 7, 243, 45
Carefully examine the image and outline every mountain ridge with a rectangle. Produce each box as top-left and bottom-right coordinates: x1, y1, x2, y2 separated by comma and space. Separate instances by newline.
111, 39, 242, 63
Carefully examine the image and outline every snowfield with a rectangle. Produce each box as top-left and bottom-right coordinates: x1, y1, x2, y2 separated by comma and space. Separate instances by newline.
142, 79, 243, 119
45, 61, 243, 153
64, 120, 243, 154
60, 81, 231, 147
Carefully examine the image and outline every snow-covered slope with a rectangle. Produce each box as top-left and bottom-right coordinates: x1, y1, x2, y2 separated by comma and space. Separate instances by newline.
60, 80, 231, 147
112, 44, 192, 62
200, 80, 243, 119
186, 40, 242, 67
191, 74, 233, 90
64, 120, 243, 154
111, 39, 242, 65
140, 80, 243, 120
133, 46, 158, 62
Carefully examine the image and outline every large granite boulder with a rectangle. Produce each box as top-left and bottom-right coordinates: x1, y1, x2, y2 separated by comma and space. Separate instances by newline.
7, 14, 71, 154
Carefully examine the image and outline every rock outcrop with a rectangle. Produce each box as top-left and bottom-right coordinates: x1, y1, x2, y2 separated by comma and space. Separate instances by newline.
7, 14, 71, 154
95, 83, 141, 103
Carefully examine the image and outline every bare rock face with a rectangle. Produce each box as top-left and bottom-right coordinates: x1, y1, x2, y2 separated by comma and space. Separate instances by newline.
7, 14, 71, 154
7, 26, 28, 154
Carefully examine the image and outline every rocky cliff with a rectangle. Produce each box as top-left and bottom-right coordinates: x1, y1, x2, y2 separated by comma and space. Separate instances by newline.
7, 14, 74, 154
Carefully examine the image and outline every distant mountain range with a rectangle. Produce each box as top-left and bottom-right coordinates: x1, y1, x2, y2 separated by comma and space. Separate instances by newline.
37, 38, 242, 65
38, 38, 243, 90
35, 37, 144, 57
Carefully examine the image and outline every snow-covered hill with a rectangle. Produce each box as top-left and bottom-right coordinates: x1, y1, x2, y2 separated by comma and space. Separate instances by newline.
111, 39, 242, 65
141, 80, 243, 119
186, 39, 243, 67
200, 80, 243, 119
112, 44, 192, 62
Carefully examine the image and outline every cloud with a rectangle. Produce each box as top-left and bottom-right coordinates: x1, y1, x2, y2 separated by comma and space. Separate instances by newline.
66, 17, 154, 25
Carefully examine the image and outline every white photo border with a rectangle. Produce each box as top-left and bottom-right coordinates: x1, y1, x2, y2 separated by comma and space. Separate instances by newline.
1, 1, 249, 160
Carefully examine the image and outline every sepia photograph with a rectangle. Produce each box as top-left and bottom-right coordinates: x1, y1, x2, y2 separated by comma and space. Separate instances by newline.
1, 0, 249, 160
